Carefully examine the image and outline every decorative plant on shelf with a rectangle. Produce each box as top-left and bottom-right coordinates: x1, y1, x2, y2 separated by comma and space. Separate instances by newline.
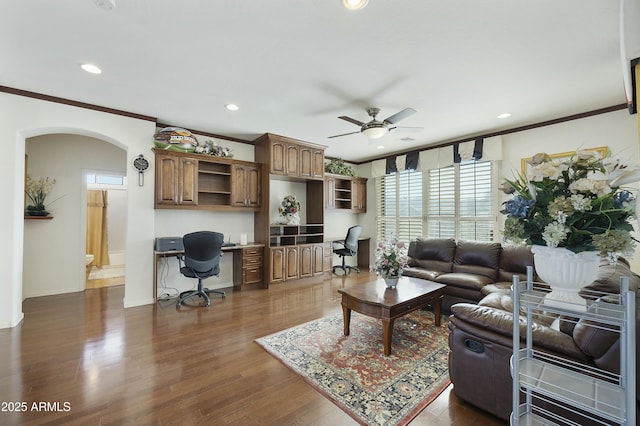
325, 158, 356, 176
195, 140, 233, 158
25, 175, 58, 216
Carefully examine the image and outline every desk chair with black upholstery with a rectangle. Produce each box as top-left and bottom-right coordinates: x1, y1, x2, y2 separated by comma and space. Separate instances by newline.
332, 225, 362, 275
176, 231, 226, 308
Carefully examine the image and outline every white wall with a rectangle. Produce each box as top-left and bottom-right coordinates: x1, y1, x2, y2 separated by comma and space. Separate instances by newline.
24, 134, 126, 298
0, 92, 156, 328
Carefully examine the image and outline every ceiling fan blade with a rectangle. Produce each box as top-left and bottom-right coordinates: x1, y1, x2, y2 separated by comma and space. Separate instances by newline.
338, 116, 365, 126
389, 126, 423, 133
328, 131, 362, 139
383, 108, 416, 124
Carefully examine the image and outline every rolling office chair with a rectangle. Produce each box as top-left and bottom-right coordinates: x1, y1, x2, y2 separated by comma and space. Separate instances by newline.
332, 225, 362, 275
176, 231, 226, 308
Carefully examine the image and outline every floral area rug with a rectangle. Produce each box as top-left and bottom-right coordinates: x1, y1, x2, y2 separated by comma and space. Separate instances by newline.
255, 310, 450, 426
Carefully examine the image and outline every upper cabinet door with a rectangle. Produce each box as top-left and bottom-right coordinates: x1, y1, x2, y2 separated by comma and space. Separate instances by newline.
285, 143, 299, 177
270, 141, 286, 175
299, 146, 312, 179
231, 163, 262, 208
155, 153, 197, 206
178, 157, 198, 205
155, 154, 179, 205
311, 148, 324, 179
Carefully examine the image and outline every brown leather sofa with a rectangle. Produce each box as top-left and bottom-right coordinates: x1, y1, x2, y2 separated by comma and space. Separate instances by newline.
403, 238, 536, 311
403, 237, 639, 422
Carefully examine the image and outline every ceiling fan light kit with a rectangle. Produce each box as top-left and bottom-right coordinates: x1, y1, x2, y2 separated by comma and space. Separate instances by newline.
329, 106, 423, 140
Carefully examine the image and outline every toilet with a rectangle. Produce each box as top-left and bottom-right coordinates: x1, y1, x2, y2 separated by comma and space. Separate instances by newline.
86, 254, 94, 280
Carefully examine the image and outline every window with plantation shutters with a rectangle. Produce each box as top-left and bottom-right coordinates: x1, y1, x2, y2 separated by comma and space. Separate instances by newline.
376, 169, 422, 243
428, 160, 493, 242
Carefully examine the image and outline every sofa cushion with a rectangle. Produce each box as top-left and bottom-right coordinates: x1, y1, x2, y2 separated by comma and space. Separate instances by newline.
452, 240, 501, 281
498, 244, 537, 282
401, 267, 442, 281
450, 303, 587, 361
407, 238, 456, 273
436, 272, 494, 291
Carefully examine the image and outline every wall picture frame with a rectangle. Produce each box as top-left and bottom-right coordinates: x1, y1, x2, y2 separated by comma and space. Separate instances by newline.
520, 146, 609, 175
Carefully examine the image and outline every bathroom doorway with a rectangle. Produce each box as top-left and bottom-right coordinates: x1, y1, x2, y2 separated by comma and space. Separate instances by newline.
85, 172, 127, 289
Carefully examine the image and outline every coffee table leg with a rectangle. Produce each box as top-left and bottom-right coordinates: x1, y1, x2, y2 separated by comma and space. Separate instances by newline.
382, 318, 394, 355
342, 304, 351, 336
433, 295, 443, 327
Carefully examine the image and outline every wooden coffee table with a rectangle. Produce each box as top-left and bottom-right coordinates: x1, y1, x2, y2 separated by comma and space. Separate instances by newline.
337, 276, 446, 355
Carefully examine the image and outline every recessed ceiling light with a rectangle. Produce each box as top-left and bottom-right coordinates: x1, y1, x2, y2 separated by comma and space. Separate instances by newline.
81, 63, 102, 74
377, 145, 384, 149
343, 0, 368, 11
225, 104, 239, 111
497, 112, 511, 119
93, 0, 116, 10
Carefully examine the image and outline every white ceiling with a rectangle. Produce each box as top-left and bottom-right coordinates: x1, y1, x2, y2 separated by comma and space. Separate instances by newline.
0, 0, 630, 163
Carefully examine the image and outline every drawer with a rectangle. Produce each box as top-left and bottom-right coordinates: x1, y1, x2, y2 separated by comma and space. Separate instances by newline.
243, 267, 263, 284
242, 247, 263, 257
242, 255, 263, 267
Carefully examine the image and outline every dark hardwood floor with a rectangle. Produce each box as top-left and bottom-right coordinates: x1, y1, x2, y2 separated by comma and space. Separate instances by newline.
0, 271, 506, 425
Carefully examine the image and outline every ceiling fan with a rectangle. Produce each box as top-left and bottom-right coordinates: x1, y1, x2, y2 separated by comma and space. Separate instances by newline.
328, 107, 423, 139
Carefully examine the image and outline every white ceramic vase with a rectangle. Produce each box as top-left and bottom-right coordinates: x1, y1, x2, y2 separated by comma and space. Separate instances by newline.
382, 272, 400, 289
285, 212, 300, 225
531, 245, 600, 311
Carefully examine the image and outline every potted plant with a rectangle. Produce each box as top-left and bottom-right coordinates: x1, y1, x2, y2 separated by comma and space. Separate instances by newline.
325, 158, 356, 176
374, 237, 408, 288
25, 175, 58, 216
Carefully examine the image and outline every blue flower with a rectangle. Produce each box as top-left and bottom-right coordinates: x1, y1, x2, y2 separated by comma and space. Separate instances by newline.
614, 190, 634, 209
503, 196, 535, 218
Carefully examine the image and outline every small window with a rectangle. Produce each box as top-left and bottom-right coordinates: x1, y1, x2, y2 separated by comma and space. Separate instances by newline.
86, 173, 127, 189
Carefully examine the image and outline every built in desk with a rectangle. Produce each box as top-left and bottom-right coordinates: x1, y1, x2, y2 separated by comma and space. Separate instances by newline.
153, 243, 265, 301
326, 236, 371, 270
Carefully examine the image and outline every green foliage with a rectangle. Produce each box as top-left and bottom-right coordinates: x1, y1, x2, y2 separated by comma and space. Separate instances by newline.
325, 158, 356, 176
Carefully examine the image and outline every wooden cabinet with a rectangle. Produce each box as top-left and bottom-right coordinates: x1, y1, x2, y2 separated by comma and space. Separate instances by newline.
323, 242, 332, 273
231, 163, 261, 208
268, 139, 300, 177
155, 153, 198, 206
254, 133, 324, 181
299, 243, 325, 277
153, 149, 261, 211
284, 246, 299, 280
324, 173, 367, 213
300, 146, 325, 179
270, 247, 285, 283
351, 178, 367, 213
233, 246, 264, 290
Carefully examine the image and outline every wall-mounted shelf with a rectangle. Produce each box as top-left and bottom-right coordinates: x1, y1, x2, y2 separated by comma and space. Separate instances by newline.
24, 215, 53, 220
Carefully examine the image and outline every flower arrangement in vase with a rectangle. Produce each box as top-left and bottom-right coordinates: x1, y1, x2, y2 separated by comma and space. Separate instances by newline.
500, 148, 640, 309
279, 195, 301, 225
375, 237, 408, 288
25, 175, 58, 216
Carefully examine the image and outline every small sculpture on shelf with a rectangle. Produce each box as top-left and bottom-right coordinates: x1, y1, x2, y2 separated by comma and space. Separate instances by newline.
279, 195, 301, 225
195, 139, 234, 158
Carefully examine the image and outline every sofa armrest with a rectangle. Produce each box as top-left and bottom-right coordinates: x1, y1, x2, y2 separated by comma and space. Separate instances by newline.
450, 303, 588, 361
